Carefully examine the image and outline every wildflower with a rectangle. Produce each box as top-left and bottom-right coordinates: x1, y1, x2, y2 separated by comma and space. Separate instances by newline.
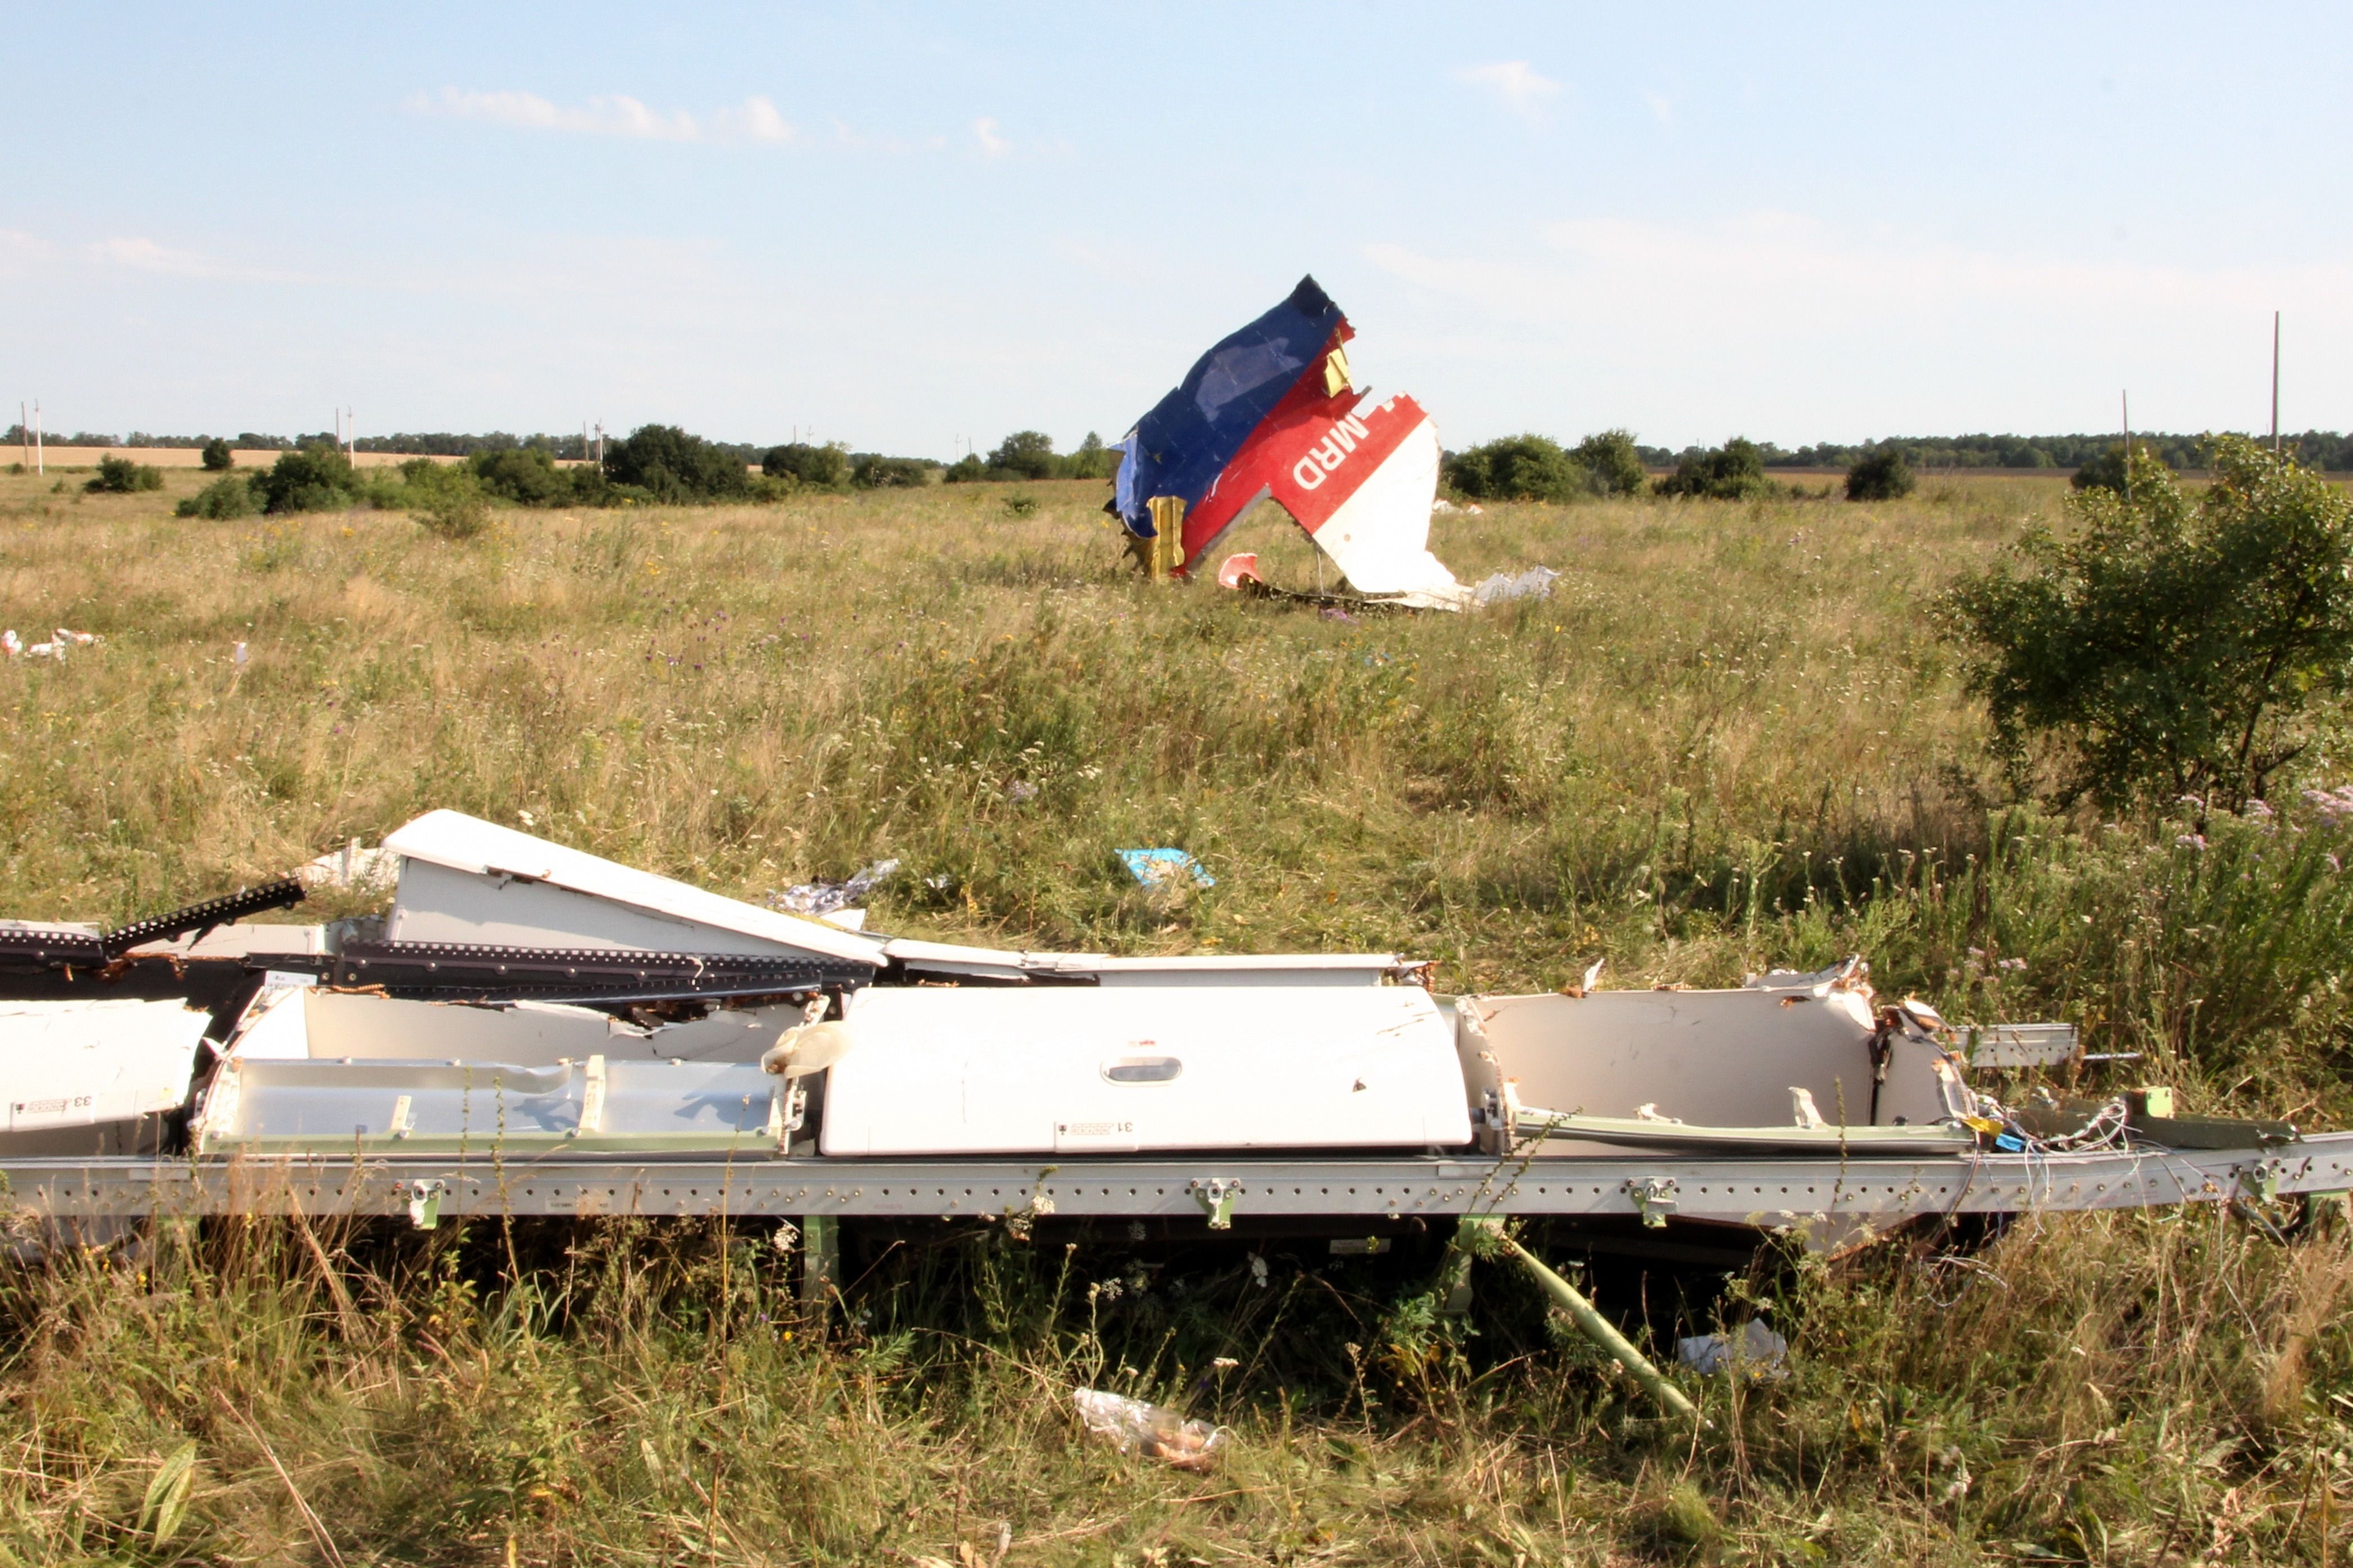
2246, 798, 2274, 820
2176, 834, 2206, 850
1998, 957, 2027, 972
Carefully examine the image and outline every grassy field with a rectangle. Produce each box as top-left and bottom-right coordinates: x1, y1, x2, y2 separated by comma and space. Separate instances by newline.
0, 463, 2347, 1563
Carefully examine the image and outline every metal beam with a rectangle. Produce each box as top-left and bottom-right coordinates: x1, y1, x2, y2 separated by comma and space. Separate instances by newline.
1, 1135, 2345, 1228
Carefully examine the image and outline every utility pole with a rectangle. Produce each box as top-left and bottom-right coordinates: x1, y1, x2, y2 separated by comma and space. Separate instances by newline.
2271, 310, 2281, 456
2121, 390, 2131, 505
32, 400, 40, 476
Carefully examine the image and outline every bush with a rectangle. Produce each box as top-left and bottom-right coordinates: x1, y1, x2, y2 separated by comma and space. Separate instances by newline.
464, 447, 563, 506
850, 454, 936, 489
86, 454, 163, 493
763, 442, 848, 487
174, 475, 257, 520
1655, 437, 1773, 500
987, 431, 1060, 482
605, 425, 750, 502
2072, 440, 2168, 493
1444, 435, 1589, 502
1845, 449, 1916, 501
252, 444, 363, 515
1941, 436, 2353, 812
1065, 432, 1118, 481
942, 454, 987, 483
404, 462, 490, 539
1571, 429, 1648, 496
199, 437, 234, 472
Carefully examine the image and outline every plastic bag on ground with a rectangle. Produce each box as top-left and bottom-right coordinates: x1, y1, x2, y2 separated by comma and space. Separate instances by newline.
1675, 1319, 1789, 1379
1071, 1388, 1226, 1470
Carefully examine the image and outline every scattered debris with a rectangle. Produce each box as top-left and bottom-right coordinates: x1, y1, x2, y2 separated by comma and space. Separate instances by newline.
1071, 1389, 1226, 1470
297, 839, 397, 892
1109, 275, 1470, 610
769, 858, 900, 923
1116, 848, 1214, 892
1676, 1320, 1790, 1380
1469, 566, 1559, 606
1216, 551, 1262, 589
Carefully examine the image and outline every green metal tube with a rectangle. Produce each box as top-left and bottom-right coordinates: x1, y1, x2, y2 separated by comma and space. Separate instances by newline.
1495, 1231, 1699, 1423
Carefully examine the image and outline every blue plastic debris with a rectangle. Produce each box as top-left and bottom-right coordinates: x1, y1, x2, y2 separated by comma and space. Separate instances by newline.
1117, 849, 1215, 891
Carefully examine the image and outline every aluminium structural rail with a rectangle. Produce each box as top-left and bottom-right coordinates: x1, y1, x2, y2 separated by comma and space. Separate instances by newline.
3, 1133, 2348, 1232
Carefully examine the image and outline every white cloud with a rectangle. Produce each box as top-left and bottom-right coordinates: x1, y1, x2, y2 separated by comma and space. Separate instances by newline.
1453, 61, 1563, 122
973, 116, 1007, 157
414, 88, 794, 145
86, 236, 302, 284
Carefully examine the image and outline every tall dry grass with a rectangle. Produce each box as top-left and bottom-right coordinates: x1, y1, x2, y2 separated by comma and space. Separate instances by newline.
0, 466, 2347, 1562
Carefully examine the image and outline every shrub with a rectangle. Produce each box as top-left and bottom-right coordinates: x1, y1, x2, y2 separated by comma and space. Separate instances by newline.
174, 476, 257, 519
763, 442, 849, 487
1571, 429, 1648, 496
987, 431, 1059, 481
1444, 435, 1589, 502
253, 444, 363, 515
942, 454, 986, 483
2072, 440, 2168, 493
199, 437, 234, 472
1655, 437, 1773, 500
605, 424, 750, 502
1845, 449, 1916, 501
471, 447, 570, 506
1065, 431, 1118, 481
405, 463, 490, 539
1940, 436, 2353, 812
86, 454, 164, 493
850, 454, 935, 489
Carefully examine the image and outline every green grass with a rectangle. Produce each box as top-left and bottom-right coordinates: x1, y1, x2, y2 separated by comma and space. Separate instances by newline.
0, 466, 2346, 1563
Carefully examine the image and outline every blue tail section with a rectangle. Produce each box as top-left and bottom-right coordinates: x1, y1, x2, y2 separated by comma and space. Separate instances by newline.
1114, 276, 1343, 537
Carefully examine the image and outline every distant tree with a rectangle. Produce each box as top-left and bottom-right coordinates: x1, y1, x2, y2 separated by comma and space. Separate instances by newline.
987, 431, 1059, 481
2072, 440, 2168, 493
1940, 437, 2353, 813
763, 442, 850, 487
86, 455, 164, 493
199, 437, 234, 472
942, 454, 987, 483
604, 424, 750, 502
252, 444, 363, 514
1571, 430, 1648, 496
1064, 431, 1118, 481
471, 447, 568, 506
174, 475, 256, 519
1656, 437, 1773, 500
1444, 435, 1588, 502
403, 460, 490, 539
1845, 450, 1917, 502
850, 453, 935, 488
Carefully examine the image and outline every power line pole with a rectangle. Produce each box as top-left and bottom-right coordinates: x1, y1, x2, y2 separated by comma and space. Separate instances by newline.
32, 400, 40, 477
2121, 389, 2131, 505
2270, 310, 2281, 456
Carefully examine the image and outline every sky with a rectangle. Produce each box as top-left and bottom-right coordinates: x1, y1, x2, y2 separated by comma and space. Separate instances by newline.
7, 2, 2351, 456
